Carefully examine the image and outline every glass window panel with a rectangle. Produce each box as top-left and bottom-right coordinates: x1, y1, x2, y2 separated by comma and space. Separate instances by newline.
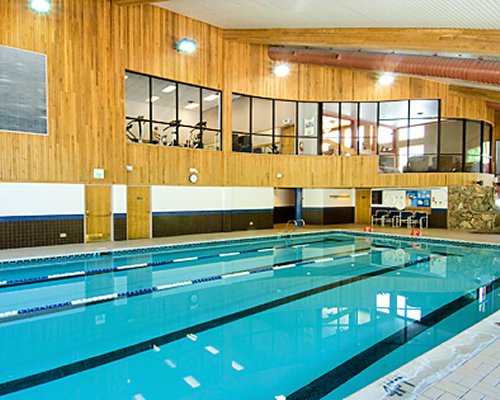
178, 126, 198, 148
440, 119, 463, 154
359, 102, 377, 155
465, 121, 481, 172
252, 133, 275, 154
178, 84, 201, 129
439, 154, 463, 172
482, 123, 492, 173
125, 72, 151, 143
232, 95, 250, 133
152, 78, 176, 124
232, 133, 251, 153
410, 99, 438, 119
379, 100, 409, 120
298, 137, 318, 155
202, 89, 220, 131
202, 129, 221, 151
275, 101, 296, 138
322, 102, 340, 155
126, 118, 150, 144
152, 121, 178, 147
341, 103, 358, 155
275, 132, 296, 155
252, 98, 273, 135
409, 119, 438, 152
298, 102, 319, 137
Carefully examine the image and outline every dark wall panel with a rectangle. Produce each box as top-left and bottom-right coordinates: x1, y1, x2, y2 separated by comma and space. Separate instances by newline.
0, 218, 84, 250
113, 215, 127, 241
273, 206, 295, 224
153, 211, 273, 238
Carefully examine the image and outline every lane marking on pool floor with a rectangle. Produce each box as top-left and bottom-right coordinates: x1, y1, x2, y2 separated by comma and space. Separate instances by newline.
0, 246, 372, 323
0, 237, 349, 290
285, 277, 499, 400
0, 254, 437, 396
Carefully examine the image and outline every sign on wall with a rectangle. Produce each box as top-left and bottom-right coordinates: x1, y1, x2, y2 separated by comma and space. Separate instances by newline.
406, 190, 431, 208
0, 45, 48, 135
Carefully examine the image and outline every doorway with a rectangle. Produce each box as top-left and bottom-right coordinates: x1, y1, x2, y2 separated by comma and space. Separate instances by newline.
355, 189, 372, 225
273, 188, 295, 225
127, 186, 151, 239
85, 185, 111, 242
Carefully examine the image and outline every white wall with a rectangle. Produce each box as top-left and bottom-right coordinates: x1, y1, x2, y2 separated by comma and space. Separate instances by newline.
152, 186, 273, 212
0, 183, 84, 216
227, 187, 273, 210
274, 189, 295, 207
304, 189, 355, 208
112, 185, 127, 214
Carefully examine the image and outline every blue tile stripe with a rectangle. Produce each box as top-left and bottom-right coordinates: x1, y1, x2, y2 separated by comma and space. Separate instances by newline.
0, 214, 84, 222
0, 252, 439, 396
113, 213, 126, 219
0, 245, 371, 323
153, 208, 273, 217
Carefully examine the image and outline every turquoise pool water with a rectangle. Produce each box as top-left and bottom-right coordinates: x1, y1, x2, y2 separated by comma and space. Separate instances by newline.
0, 231, 498, 399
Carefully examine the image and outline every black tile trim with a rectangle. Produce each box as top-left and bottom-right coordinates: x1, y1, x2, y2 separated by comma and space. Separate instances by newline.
286, 278, 498, 400
0, 255, 431, 396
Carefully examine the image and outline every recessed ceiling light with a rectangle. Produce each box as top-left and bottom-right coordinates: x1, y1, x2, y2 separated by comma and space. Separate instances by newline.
162, 85, 176, 93
203, 94, 219, 102
378, 73, 395, 86
185, 102, 199, 110
124, 75, 128, 80
146, 96, 160, 103
30, 0, 50, 13
273, 63, 290, 77
176, 38, 197, 54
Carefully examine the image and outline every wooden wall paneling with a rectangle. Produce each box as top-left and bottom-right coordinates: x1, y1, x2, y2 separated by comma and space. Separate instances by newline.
0, 0, 118, 183
225, 153, 272, 187
191, 149, 225, 186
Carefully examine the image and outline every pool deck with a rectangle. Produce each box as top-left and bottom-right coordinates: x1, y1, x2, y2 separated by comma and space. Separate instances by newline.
0, 224, 498, 399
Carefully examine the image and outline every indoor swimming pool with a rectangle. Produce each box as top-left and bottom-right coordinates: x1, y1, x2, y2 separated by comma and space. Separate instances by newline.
0, 231, 498, 400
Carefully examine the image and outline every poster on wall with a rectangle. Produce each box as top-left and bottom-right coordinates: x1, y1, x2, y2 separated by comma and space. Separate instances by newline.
406, 190, 431, 208
0, 45, 48, 135
304, 117, 315, 136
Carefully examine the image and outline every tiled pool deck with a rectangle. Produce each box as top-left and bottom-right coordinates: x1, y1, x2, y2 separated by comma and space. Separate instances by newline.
0, 224, 498, 399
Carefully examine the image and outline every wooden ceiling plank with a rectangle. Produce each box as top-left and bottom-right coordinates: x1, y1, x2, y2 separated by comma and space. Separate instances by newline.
222, 28, 500, 57
112, 0, 163, 6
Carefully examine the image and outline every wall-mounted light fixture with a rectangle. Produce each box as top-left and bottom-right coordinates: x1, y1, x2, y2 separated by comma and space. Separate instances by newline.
176, 38, 197, 54
30, 0, 51, 13
378, 73, 395, 86
189, 168, 199, 184
272, 63, 290, 77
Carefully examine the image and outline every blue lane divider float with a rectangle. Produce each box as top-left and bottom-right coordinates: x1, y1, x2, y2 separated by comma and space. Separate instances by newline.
0, 247, 377, 321
0, 236, 347, 290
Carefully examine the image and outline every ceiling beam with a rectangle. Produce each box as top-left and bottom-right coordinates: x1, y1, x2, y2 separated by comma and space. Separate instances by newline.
112, 0, 163, 6
223, 28, 500, 57
449, 85, 500, 104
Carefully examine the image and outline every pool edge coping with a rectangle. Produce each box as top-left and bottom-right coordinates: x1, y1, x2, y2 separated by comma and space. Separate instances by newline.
0, 228, 498, 265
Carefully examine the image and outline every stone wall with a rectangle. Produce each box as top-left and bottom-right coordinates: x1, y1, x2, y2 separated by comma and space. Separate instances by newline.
448, 185, 499, 231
